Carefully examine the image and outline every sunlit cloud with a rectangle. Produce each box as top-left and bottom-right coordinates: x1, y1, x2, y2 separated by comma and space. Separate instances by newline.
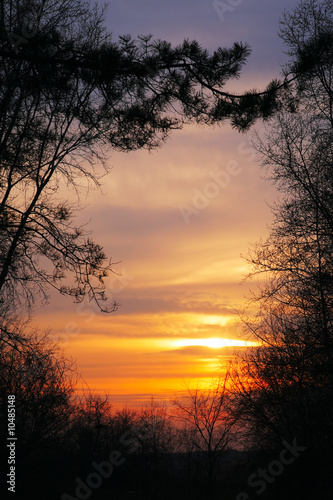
175, 337, 258, 349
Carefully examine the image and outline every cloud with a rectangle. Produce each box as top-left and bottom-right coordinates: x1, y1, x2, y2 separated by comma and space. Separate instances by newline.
35, 0, 300, 403
160, 344, 250, 357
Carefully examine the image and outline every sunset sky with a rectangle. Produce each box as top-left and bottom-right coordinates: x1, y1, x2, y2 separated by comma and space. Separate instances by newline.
36, 0, 299, 406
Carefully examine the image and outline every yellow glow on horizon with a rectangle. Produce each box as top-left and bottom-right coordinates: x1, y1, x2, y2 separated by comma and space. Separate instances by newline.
176, 337, 256, 349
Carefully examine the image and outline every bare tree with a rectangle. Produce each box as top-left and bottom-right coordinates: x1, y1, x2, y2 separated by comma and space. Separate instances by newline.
173, 374, 236, 498
0, 322, 76, 453
136, 398, 175, 456
234, 0, 333, 450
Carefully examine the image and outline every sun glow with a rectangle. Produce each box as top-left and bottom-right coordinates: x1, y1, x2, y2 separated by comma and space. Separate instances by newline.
176, 338, 255, 349
196, 315, 234, 326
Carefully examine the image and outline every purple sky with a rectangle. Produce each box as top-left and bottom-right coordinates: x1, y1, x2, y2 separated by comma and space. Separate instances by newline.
104, 0, 299, 81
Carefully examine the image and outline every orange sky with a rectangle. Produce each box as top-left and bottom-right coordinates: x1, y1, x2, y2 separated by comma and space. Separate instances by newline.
34, 0, 300, 408
35, 124, 275, 407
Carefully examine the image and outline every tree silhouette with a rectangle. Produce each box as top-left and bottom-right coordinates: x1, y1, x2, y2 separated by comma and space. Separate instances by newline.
173, 375, 236, 499
235, 0, 333, 450
0, 0, 298, 313
0, 321, 76, 499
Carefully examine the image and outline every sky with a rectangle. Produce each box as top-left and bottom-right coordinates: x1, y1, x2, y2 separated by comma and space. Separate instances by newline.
36, 0, 300, 407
